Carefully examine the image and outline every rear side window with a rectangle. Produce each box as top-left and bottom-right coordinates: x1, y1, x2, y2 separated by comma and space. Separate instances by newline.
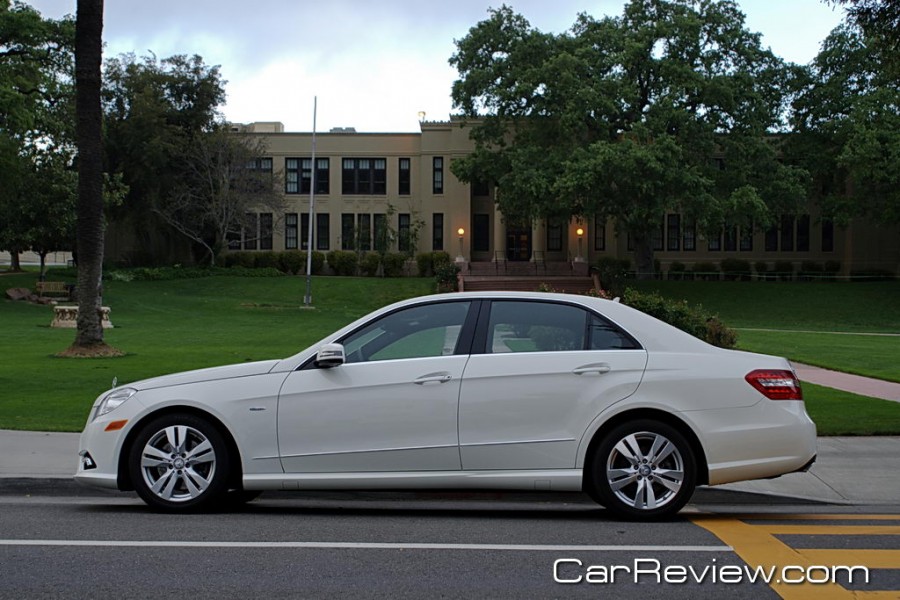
589, 314, 640, 350
486, 301, 585, 353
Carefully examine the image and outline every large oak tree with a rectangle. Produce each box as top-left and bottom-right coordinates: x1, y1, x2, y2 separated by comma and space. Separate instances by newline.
450, 1, 807, 275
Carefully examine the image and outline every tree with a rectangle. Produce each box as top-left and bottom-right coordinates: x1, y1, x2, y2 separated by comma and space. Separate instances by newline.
789, 21, 900, 225
153, 127, 284, 266
102, 52, 225, 264
0, 0, 75, 270
826, 0, 899, 75
450, 1, 807, 276
64, 0, 119, 356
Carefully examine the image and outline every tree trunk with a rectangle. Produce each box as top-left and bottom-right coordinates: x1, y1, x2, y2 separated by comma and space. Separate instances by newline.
9, 251, 21, 272
38, 251, 47, 280
632, 234, 656, 281
72, 0, 107, 349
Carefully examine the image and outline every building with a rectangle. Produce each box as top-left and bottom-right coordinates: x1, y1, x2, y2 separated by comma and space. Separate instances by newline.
218, 120, 899, 276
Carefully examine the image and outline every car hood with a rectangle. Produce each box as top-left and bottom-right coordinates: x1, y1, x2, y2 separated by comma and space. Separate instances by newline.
127, 360, 281, 391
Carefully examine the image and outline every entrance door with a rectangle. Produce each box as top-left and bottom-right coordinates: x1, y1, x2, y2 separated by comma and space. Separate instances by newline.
506, 228, 531, 261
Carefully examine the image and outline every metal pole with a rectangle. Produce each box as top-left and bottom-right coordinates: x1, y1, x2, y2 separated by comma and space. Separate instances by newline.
304, 96, 317, 306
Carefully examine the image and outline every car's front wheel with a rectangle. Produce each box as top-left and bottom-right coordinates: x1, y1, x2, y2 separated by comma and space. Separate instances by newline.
128, 413, 231, 512
588, 420, 696, 520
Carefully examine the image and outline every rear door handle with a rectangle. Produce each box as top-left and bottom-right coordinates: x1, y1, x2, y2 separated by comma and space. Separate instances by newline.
573, 363, 612, 375
414, 372, 453, 385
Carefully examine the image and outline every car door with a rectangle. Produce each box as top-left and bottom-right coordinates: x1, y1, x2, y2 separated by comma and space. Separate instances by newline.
277, 300, 476, 473
458, 299, 647, 470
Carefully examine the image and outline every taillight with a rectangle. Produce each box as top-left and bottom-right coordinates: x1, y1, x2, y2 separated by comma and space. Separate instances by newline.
745, 369, 803, 400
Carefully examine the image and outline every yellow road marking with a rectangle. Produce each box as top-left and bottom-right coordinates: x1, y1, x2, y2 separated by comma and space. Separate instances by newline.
733, 514, 900, 522
691, 515, 900, 600
759, 525, 900, 536
797, 549, 900, 570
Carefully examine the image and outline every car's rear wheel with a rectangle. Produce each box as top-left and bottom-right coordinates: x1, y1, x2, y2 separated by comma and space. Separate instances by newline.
588, 419, 696, 520
128, 413, 231, 512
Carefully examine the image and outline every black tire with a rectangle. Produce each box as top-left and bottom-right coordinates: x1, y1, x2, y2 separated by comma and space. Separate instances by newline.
586, 419, 696, 520
128, 413, 231, 512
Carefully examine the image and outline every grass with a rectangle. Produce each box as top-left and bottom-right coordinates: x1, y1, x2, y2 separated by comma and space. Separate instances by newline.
0, 270, 897, 434
630, 281, 900, 382
803, 383, 900, 436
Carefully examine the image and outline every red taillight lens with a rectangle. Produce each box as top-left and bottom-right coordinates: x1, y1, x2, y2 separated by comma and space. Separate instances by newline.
745, 369, 803, 400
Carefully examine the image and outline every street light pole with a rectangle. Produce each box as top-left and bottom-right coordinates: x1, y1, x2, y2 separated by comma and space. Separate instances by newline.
304, 97, 317, 307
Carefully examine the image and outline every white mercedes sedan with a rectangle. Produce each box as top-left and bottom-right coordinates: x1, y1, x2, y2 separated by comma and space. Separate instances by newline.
76, 291, 816, 519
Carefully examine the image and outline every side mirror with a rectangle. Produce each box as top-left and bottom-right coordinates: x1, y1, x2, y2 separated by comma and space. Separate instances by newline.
315, 343, 345, 368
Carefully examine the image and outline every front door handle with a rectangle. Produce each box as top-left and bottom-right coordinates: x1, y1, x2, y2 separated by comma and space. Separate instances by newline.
414, 372, 453, 385
572, 363, 612, 376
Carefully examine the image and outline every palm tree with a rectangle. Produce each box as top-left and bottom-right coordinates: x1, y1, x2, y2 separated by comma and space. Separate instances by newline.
65, 0, 120, 356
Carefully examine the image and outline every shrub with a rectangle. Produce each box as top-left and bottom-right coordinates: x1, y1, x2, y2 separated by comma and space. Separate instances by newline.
431, 251, 452, 271
382, 253, 406, 277
592, 257, 630, 295
692, 261, 719, 281
668, 261, 686, 281
720, 258, 752, 281
850, 269, 895, 282
799, 260, 823, 281
823, 260, 841, 281
773, 260, 794, 281
434, 261, 460, 292
754, 261, 769, 280
621, 288, 737, 349
326, 250, 359, 276
416, 253, 433, 277
278, 251, 306, 274
225, 252, 256, 269
360, 252, 382, 277
253, 251, 279, 269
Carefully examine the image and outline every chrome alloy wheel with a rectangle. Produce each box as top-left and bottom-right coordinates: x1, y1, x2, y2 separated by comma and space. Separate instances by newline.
605, 431, 685, 511
139, 425, 217, 502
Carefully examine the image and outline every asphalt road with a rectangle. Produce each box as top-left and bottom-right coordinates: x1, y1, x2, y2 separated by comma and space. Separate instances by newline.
1, 485, 898, 599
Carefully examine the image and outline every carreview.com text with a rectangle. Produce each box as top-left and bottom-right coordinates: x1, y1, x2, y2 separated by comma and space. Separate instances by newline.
553, 558, 870, 585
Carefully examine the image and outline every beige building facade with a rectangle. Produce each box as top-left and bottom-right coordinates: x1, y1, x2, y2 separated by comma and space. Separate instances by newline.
229, 120, 899, 276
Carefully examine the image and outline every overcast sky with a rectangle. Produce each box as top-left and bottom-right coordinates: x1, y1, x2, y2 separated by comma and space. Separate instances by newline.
27, 0, 845, 133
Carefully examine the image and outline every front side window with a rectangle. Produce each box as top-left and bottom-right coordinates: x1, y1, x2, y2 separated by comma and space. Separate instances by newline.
285, 213, 298, 249
341, 301, 471, 364
399, 158, 410, 195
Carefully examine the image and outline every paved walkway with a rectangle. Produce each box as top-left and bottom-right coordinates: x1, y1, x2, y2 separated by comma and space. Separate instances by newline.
792, 362, 900, 402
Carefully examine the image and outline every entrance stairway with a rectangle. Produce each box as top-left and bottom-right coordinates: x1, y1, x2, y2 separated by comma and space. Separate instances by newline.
459, 260, 598, 293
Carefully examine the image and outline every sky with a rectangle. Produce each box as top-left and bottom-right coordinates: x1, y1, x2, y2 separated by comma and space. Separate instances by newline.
26, 0, 846, 133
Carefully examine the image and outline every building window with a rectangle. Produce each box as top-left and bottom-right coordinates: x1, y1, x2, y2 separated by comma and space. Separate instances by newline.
243, 213, 258, 250
357, 214, 372, 251
667, 214, 681, 251
398, 213, 411, 252
708, 230, 722, 251
259, 213, 273, 250
740, 223, 753, 252
341, 213, 354, 250
765, 226, 778, 251
797, 214, 810, 252
285, 213, 298, 249
300, 213, 311, 249
651, 222, 664, 251
724, 224, 737, 252
547, 218, 563, 252
227, 230, 241, 250
246, 158, 273, 173
433, 213, 444, 251
316, 213, 330, 250
342, 158, 386, 194
433, 156, 443, 194
473, 214, 490, 252
683, 218, 696, 251
594, 216, 606, 251
822, 219, 834, 252
373, 214, 388, 252
398, 158, 410, 195
780, 215, 795, 251
286, 158, 329, 195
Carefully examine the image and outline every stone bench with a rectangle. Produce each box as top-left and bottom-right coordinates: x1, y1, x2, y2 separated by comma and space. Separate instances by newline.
51, 306, 113, 329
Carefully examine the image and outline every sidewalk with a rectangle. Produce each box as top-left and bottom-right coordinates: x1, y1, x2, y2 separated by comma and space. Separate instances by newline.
792, 362, 900, 402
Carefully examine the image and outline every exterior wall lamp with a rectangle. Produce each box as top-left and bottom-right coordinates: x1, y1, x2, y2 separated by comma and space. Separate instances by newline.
456, 227, 465, 263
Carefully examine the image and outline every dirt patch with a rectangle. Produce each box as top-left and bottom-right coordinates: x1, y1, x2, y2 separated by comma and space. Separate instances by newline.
56, 342, 125, 358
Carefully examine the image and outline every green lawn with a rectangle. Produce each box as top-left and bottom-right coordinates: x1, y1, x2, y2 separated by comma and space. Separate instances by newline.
1, 271, 897, 434
630, 281, 900, 382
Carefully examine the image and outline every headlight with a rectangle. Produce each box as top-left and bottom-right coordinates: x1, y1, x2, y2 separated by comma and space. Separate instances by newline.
94, 387, 137, 420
